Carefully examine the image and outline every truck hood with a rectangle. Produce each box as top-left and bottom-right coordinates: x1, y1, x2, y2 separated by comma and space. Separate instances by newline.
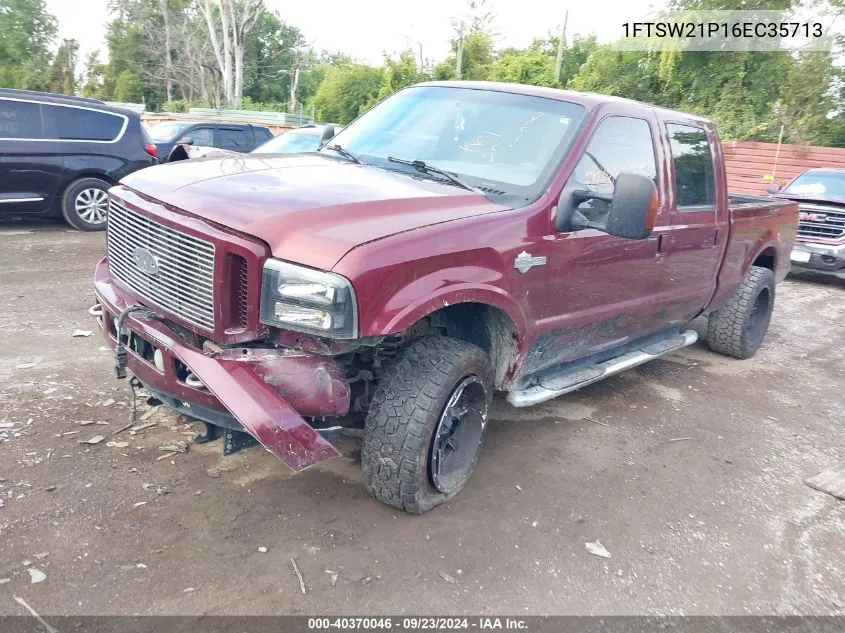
773, 192, 845, 207
120, 154, 507, 271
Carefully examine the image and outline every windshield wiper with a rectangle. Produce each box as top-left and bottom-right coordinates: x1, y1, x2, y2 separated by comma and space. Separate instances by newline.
387, 156, 477, 192
325, 144, 361, 164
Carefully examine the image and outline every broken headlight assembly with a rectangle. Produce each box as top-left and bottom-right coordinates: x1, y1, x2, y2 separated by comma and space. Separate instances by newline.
259, 259, 358, 339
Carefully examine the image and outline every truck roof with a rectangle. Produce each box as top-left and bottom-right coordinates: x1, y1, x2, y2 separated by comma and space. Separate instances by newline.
420, 80, 713, 125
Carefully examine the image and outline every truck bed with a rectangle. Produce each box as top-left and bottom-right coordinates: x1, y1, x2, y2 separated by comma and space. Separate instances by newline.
710, 195, 799, 311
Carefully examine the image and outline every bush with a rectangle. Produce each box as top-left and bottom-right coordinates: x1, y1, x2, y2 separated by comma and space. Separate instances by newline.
162, 99, 189, 113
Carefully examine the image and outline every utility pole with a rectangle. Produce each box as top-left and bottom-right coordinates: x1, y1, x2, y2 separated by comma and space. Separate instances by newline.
455, 23, 465, 79
555, 9, 569, 82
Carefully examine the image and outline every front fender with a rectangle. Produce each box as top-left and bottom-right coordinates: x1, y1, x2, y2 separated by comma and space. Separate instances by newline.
367, 266, 529, 339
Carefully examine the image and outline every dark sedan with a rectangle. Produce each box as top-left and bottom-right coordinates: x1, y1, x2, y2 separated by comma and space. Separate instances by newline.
148, 121, 273, 162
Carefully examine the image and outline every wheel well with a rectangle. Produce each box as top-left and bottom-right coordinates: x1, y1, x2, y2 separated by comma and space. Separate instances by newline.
62, 173, 114, 196
424, 303, 519, 389
753, 247, 776, 271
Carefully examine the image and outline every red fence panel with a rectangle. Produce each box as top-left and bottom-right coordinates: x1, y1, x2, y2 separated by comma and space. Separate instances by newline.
722, 140, 845, 196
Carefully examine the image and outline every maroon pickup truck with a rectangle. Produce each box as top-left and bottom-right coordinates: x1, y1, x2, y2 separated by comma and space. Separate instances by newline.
92, 82, 798, 513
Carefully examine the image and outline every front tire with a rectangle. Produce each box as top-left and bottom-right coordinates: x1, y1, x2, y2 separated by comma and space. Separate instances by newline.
706, 265, 775, 359
61, 178, 111, 231
361, 335, 492, 514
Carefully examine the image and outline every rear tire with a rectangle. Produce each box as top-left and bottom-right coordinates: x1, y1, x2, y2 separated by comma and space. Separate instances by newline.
61, 178, 111, 231
706, 265, 775, 359
361, 335, 492, 514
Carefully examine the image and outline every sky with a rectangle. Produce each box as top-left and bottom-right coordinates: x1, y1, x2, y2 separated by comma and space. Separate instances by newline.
46, 0, 662, 67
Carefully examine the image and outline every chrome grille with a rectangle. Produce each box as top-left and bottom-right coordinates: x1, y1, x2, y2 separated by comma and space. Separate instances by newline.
107, 198, 216, 329
798, 204, 845, 240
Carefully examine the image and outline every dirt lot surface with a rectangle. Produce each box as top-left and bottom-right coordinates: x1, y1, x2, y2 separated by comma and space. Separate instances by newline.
0, 223, 843, 617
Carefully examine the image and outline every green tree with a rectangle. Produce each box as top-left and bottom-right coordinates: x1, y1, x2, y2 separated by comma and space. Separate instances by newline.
0, 0, 56, 90
434, 31, 494, 81
490, 47, 557, 86
570, 46, 666, 104
115, 69, 145, 102
46, 38, 78, 95
311, 64, 382, 124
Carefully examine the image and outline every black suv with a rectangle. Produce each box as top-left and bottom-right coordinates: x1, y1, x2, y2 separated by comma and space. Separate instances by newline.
146, 120, 273, 162
0, 89, 157, 231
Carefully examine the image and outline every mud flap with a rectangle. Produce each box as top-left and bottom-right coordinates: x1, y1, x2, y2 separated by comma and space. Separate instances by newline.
144, 326, 341, 472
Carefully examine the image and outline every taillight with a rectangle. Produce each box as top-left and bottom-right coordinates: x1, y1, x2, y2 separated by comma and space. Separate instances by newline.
144, 144, 158, 158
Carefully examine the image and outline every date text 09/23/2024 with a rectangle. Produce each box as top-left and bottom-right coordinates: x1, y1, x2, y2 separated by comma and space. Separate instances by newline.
307, 617, 527, 630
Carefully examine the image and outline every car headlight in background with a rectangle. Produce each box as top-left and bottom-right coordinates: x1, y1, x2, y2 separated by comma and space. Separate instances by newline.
259, 259, 357, 339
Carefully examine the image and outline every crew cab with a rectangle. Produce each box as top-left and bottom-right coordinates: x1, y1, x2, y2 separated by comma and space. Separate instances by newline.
769, 168, 845, 279
92, 82, 798, 513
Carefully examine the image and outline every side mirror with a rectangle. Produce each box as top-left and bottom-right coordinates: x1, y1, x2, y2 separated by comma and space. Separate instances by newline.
564, 172, 659, 240
318, 125, 336, 148
178, 136, 194, 145
765, 184, 781, 194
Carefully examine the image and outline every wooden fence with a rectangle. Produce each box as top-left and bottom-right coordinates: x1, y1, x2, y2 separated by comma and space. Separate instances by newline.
722, 140, 845, 195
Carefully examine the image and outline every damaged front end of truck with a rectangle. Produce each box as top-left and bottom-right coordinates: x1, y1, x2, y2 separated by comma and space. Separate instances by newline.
92, 187, 376, 472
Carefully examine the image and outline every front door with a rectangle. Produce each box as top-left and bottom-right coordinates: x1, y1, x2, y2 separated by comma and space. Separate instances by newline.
0, 97, 63, 215
526, 112, 669, 376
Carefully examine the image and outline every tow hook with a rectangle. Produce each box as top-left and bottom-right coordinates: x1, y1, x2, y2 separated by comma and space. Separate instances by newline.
113, 305, 155, 379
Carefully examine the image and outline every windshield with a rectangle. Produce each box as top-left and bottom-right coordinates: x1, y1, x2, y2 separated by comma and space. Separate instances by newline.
147, 121, 192, 142
783, 171, 845, 199
253, 130, 321, 154
323, 86, 585, 202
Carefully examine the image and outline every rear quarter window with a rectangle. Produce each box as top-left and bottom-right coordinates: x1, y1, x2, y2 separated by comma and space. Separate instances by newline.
0, 99, 44, 139
42, 104, 126, 142
253, 127, 273, 143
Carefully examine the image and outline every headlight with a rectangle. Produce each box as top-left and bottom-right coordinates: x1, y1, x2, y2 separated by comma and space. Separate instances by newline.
259, 259, 357, 339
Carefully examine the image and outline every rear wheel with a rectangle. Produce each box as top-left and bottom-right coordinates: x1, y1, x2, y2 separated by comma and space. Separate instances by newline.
706, 265, 775, 359
61, 178, 111, 231
361, 335, 492, 514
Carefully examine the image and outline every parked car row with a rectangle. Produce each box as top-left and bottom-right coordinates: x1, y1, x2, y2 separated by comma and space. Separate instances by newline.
0, 87, 338, 230
148, 120, 273, 163
169, 123, 343, 161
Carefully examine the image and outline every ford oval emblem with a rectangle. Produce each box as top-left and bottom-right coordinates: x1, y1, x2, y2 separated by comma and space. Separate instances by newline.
132, 247, 160, 276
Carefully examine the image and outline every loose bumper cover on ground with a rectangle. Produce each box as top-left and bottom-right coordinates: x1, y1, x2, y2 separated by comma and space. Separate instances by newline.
93, 257, 344, 472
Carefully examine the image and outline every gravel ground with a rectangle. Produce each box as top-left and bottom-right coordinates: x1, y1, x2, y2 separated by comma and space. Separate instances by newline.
0, 222, 843, 617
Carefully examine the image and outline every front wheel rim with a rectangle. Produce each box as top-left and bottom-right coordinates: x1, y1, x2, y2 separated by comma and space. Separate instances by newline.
75, 188, 109, 225
428, 375, 488, 494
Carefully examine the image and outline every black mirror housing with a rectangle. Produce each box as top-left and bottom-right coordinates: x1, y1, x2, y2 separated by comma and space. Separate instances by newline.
318, 125, 336, 148
566, 172, 658, 240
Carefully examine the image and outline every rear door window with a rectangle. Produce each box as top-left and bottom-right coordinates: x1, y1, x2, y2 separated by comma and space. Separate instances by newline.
666, 123, 715, 209
42, 104, 126, 141
217, 127, 249, 151
0, 99, 44, 139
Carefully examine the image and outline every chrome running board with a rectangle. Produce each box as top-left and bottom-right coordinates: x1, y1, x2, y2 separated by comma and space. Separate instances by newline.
507, 330, 699, 408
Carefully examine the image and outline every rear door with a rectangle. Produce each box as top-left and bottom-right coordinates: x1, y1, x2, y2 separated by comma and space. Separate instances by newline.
216, 126, 251, 153
0, 97, 63, 215
656, 121, 728, 325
